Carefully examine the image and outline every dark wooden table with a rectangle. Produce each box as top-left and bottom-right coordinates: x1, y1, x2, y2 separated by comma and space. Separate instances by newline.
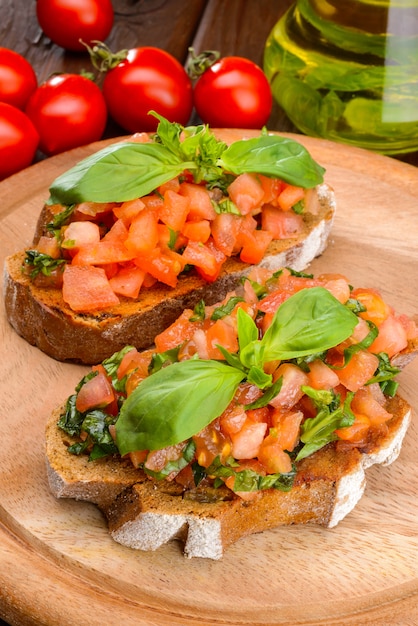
0, 2, 417, 625
1, 0, 417, 167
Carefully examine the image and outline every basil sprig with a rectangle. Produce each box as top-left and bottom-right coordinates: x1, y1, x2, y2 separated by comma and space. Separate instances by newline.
115, 287, 358, 455
47, 113, 325, 205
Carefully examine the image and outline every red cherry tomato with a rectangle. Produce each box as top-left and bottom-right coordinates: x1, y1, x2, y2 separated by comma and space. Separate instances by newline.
0, 102, 39, 180
0, 48, 37, 110
25, 74, 107, 156
36, 0, 114, 52
193, 56, 273, 129
102, 47, 193, 133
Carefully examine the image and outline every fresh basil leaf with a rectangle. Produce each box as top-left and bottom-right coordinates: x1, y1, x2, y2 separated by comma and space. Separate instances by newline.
215, 345, 245, 371
58, 394, 83, 437
148, 347, 180, 374
217, 135, 325, 188
237, 307, 259, 355
211, 296, 245, 320
48, 141, 195, 204
115, 359, 246, 454
190, 299, 206, 322
101, 345, 136, 393
240, 276, 268, 299
245, 376, 283, 409
206, 456, 295, 492
366, 352, 401, 388
24, 250, 66, 279
46, 204, 75, 231
261, 287, 358, 361
296, 389, 355, 461
246, 366, 272, 390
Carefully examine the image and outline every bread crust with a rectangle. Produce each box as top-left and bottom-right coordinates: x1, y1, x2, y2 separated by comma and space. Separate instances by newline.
45, 394, 412, 560
4, 184, 335, 364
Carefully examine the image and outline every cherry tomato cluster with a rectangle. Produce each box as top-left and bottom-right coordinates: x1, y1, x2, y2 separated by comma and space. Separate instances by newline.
0, 0, 272, 181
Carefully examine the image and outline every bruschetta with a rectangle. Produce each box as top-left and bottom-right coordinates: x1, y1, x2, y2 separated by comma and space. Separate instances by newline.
4, 116, 335, 363
45, 266, 418, 559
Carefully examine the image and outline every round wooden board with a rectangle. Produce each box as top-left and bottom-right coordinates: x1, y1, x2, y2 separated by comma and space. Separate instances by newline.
0, 133, 417, 626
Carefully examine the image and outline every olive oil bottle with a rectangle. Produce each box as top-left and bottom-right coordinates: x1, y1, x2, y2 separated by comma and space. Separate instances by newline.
264, 0, 418, 154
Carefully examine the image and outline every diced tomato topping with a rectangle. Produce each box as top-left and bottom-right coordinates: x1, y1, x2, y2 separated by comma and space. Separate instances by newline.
154, 309, 201, 352
61, 221, 101, 251
231, 419, 268, 460
109, 264, 146, 298
158, 177, 180, 194
125, 208, 159, 255
62, 265, 120, 312
179, 182, 216, 220
261, 205, 304, 239
329, 349, 380, 392
335, 412, 371, 443
352, 288, 392, 326
239, 229, 273, 265
113, 198, 146, 225
257, 434, 293, 474
205, 318, 239, 360
193, 419, 231, 467
76, 370, 116, 412
269, 363, 309, 409
307, 359, 340, 390
369, 314, 408, 358
350, 386, 393, 426
102, 218, 129, 242
117, 347, 152, 380
36, 235, 61, 258
270, 410, 304, 451
181, 219, 211, 243
71, 240, 136, 265
158, 189, 190, 231
277, 184, 305, 212
210, 212, 242, 256
258, 174, 284, 206
134, 248, 181, 288
227, 172, 265, 215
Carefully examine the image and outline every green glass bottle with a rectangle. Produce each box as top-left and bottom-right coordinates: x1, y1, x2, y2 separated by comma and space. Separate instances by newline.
264, 0, 418, 154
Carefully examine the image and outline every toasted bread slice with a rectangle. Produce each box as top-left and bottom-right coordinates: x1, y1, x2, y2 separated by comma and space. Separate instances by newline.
45, 394, 412, 560
4, 183, 335, 364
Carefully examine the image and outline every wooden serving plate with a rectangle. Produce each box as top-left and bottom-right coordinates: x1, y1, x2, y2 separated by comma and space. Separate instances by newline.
0, 133, 417, 626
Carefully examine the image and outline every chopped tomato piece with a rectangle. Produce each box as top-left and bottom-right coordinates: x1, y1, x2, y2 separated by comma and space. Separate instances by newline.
154, 309, 201, 352
194, 238, 226, 282
128, 450, 148, 468
258, 174, 284, 206
330, 349, 380, 392
159, 189, 190, 231
307, 359, 340, 390
227, 172, 265, 215
181, 219, 211, 243
335, 412, 370, 443
239, 229, 273, 264
61, 221, 101, 251
125, 208, 159, 255
158, 177, 180, 194
205, 318, 239, 360
113, 198, 146, 225
351, 288, 391, 326
117, 347, 152, 380
62, 265, 120, 312
351, 386, 393, 426
193, 419, 231, 467
181, 239, 222, 281
71, 240, 136, 265
36, 235, 61, 258
321, 277, 351, 304
270, 410, 304, 451
109, 264, 146, 298
277, 184, 305, 212
258, 435, 293, 474
135, 249, 181, 288
219, 405, 247, 438
102, 218, 129, 243
210, 212, 242, 256
179, 182, 216, 220
269, 363, 309, 409
261, 205, 304, 239
369, 314, 408, 358
231, 419, 267, 460
76, 370, 116, 412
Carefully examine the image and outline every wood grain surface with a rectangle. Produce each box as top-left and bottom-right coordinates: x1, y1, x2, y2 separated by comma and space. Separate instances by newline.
0, 133, 417, 625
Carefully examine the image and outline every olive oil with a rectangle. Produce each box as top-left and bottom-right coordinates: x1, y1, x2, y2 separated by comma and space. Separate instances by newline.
264, 0, 418, 154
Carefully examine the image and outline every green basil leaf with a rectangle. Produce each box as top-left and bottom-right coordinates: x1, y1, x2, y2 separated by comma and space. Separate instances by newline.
261, 287, 358, 361
217, 135, 325, 188
237, 307, 259, 352
246, 366, 272, 390
48, 141, 195, 204
245, 376, 283, 409
211, 296, 244, 320
115, 359, 246, 454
